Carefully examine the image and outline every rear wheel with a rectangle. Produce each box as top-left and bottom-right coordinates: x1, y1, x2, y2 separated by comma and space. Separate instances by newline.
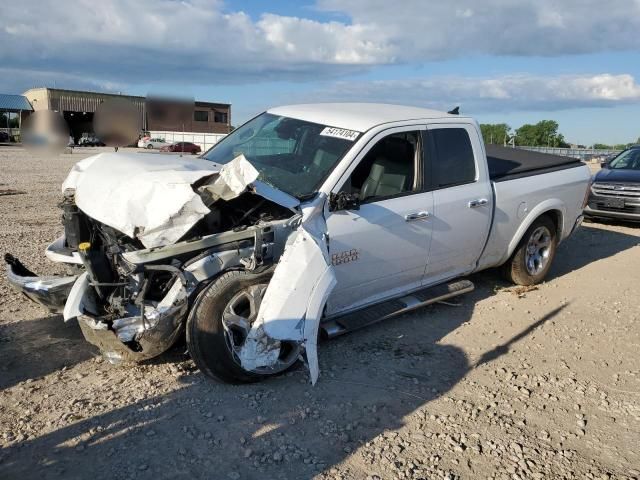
146, 144, 154, 149
503, 215, 557, 286
186, 270, 300, 383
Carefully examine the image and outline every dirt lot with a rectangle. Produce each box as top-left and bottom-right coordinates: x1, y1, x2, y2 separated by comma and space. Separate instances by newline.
1, 146, 639, 480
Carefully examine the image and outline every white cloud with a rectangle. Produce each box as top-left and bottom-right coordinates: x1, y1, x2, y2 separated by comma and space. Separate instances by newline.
296, 74, 640, 112
318, 0, 640, 58
0, 0, 390, 89
1, 0, 640, 92
256, 14, 389, 64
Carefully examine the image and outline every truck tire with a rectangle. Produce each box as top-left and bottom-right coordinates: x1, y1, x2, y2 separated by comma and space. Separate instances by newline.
503, 215, 557, 286
186, 270, 301, 384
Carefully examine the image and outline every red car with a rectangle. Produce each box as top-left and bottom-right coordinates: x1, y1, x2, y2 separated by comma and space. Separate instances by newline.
160, 142, 202, 154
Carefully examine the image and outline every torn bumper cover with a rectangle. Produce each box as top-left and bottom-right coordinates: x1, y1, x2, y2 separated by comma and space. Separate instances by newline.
76, 279, 190, 364
5, 253, 190, 362
4, 254, 78, 313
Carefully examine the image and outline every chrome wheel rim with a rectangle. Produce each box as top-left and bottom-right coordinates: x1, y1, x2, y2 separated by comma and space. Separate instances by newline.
221, 284, 299, 374
525, 226, 552, 276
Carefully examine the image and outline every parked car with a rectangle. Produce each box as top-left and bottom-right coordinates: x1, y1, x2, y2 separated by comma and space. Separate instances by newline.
138, 137, 169, 149
585, 145, 640, 222
160, 142, 202, 154
77, 134, 104, 147
5, 103, 590, 384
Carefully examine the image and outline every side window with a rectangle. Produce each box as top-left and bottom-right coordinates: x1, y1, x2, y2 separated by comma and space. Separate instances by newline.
214, 111, 228, 123
346, 131, 420, 202
194, 110, 209, 122
431, 128, 476, 188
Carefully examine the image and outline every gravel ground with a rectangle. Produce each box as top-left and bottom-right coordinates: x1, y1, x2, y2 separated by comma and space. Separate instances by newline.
1, 146, 639, 480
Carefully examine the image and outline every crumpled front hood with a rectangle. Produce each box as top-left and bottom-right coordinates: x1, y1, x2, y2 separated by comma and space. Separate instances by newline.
62, 152, 219, 248
63, 152, 220, 248
63, 152, 220, 191
62, 152, 299, 249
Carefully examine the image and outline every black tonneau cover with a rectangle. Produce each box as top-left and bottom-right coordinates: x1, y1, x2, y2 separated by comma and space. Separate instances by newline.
487, 145, 583, 182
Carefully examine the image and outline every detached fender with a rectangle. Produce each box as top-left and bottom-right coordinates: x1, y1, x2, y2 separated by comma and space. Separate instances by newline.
301, 264, 336, 383
239, 194, 335, 384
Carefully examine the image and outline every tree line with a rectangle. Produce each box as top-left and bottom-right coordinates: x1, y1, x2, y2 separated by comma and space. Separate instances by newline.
480, 120, 639, 150
591, 141, 640, 150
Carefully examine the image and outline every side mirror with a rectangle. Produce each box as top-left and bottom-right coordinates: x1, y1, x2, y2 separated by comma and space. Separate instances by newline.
600, 161, 609, 169
329, 191, 360, 212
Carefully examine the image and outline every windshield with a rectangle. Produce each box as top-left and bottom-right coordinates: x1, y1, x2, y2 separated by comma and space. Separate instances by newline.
609, 149, 640, 170
202, 113, 359, 199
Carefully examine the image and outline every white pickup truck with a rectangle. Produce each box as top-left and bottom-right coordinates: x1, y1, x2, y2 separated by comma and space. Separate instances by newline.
5, 103, 591, 384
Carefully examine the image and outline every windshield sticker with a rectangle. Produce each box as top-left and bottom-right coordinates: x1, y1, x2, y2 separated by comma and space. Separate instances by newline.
320, 127, 360, 141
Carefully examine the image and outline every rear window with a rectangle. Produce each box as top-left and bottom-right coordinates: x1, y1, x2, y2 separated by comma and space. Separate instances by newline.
431, 128, 476, 188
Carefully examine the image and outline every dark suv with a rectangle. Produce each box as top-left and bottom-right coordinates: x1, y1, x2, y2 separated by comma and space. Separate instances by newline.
585, 146, 640, 222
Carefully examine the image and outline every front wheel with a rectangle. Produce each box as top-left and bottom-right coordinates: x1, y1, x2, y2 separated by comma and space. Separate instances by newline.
146, 144, 154, 149
503, 215, 557, 286
186, 270, 301, 383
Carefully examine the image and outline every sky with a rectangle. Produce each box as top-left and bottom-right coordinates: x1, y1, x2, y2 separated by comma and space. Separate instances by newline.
1, 0, 640, 145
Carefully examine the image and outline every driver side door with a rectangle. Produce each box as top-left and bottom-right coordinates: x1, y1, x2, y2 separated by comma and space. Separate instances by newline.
325, 126, 434, 316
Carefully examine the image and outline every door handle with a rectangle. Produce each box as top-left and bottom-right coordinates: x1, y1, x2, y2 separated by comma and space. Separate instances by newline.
405, 211, 431, 221
468, 198, 489, 208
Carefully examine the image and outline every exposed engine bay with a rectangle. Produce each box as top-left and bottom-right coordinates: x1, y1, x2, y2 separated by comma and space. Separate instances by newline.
58, 186, 296, 363
5, 152, 335, 383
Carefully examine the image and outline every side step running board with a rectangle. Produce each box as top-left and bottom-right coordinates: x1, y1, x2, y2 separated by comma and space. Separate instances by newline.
321, 280, 474, 339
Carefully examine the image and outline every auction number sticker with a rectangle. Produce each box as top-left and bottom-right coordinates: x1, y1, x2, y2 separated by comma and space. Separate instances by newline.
320, 127, 360, 141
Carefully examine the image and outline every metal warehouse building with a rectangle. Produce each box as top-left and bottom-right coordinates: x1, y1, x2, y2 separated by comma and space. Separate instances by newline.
22, 88, 232, 143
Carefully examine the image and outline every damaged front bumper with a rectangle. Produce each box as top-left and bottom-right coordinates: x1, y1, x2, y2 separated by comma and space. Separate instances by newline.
4, 254, 78, 313
77, 311, 184, 364
72, 271, 192, 364
5, 152, 337, 382
5, 252, 191, 364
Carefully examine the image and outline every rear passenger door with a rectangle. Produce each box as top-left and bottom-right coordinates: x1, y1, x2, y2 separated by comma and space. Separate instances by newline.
423, 124, 493, 284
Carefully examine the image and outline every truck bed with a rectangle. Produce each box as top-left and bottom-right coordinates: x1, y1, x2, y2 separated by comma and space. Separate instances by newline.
477, 157, 591, 272
486, 145, 584, 182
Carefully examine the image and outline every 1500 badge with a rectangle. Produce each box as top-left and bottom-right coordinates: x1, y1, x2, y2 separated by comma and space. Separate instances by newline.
331, 248, 360, 266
